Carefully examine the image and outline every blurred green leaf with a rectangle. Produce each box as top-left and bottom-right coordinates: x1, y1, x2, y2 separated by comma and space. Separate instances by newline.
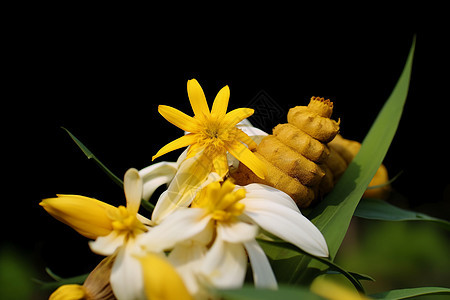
0, 247, 34, 300
354, 198, 450, 230
218, 285, 324, 300
370, 286, 450, 299
62, 127, 123, 188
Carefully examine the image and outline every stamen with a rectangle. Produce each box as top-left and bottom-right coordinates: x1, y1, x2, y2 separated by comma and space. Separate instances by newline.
193, 180, 246, 222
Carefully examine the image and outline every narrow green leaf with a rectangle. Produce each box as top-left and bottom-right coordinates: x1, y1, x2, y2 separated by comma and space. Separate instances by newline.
61, 127, 156, 213
33, 273, 89, 291
326, 270, 375, 282
309, 37, 416, 260
279, 38, 416, 285
217, 285, 324, 300
140, 197, 156, 212
258, 239, 365, 293
370, 286, 450, 299
45, 267, 63, 281
365, 170, 403, 190
62, 127, 124, 188
354, 198, 450, 230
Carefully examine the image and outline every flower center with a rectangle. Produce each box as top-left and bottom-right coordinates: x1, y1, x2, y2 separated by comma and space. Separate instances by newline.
192, 180, 246, 222
107, 206, 148, 239
198, 117, 237, 152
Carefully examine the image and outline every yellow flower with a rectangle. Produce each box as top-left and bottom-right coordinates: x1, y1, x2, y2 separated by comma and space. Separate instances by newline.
152, 79, 266, 179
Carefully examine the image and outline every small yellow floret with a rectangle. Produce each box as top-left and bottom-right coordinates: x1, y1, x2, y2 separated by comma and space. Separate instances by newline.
193, 180, 246, 222
107, 206, 148, 239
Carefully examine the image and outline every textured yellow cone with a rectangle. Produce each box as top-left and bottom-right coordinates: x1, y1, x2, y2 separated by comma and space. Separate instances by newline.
40, 195, 114, 239
140, 253, 193, 300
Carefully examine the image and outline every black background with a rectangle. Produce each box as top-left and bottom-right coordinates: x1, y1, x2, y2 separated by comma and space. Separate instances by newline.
4, 10, 449, 291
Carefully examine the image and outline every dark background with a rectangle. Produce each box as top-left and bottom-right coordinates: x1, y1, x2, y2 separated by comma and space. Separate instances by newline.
3, 12, 449, 298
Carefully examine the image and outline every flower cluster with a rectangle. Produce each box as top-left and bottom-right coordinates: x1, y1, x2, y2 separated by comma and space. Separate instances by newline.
40, 79, 328, 300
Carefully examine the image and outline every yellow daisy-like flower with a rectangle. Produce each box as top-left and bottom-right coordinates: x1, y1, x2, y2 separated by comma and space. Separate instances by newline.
152, 79, 266, 179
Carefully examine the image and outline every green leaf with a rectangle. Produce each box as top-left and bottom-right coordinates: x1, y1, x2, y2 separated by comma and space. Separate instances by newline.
45, 267, 63, 281
33, 273, 89, 291
309, 37, 416, 260
370, 286, 450, 299
62, 127, 124, 188
365, 170, 403, 190
258, 239, 365, 293
217, 285, 324, 300
61, 127, 156, 212
326, 270, 375, 282
275, 38, 416, 285
354, 198, 450, 230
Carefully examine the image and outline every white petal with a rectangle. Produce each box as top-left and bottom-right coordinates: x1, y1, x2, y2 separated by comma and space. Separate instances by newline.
236, 120, 268, 145
140, 208, 212, 253
200, 235, 247, 289
242, 183, 300, 213
243, 199, 329, 257
244, 239, 277, 289
151, 151, 221, 223
110, 243, 146, 300
124, 168, 143, 216
89, 231, 125, 256
138, 161, 178, 201
136, 213, 152, 227
169, 243, 207, 297
217, 221, 258, 243
236, 118, 253, 127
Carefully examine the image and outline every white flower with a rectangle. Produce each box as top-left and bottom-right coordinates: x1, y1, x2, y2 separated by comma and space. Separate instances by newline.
139, 180, 328, 295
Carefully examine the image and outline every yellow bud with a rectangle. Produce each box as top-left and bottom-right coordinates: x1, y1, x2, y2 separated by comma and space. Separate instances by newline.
311, 276, 369, 300
49, 284, 86, 300
139, 253, 192, 300
40, 195, 114, 239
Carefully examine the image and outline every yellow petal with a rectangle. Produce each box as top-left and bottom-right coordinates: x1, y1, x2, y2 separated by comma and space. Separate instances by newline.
212, 152, 229, 178
40, 195, 114, 239
234, 128, 257, 150
226, 141, 266, 179
187, 79, 210, 118
211, 85, 230, 117
158, 105, 201, 133
185, 142, 205, 160
152, 133, 198, 161
139, 253, 193, 300
223, 108, 254, 128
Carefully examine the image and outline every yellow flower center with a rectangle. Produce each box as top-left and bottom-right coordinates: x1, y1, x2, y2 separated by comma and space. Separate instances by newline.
192, 180, 246, 222
198, 118, 238, 155
107, 206, 148, 239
